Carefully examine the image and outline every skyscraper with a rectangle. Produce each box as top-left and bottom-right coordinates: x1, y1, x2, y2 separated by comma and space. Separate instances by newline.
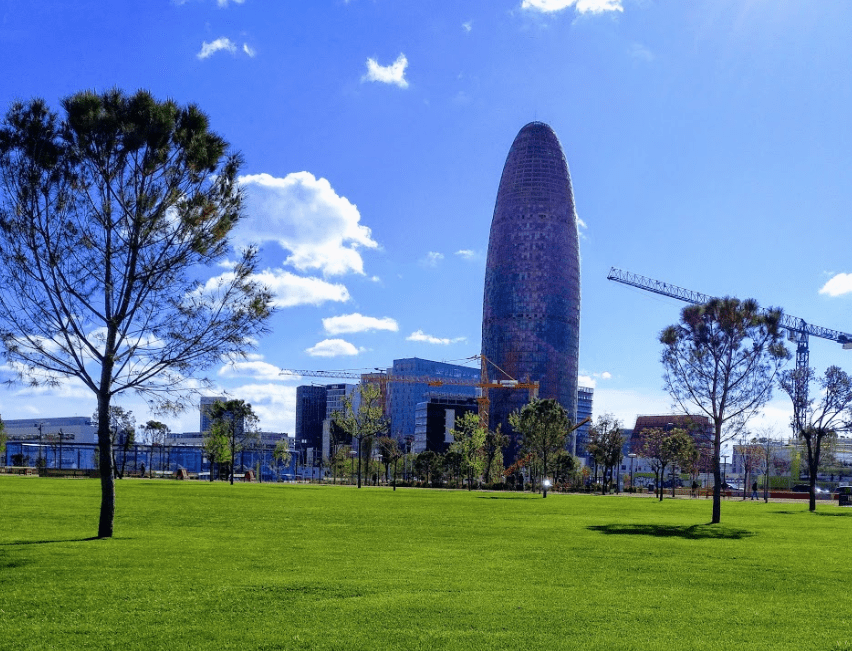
481, 122, 581, 460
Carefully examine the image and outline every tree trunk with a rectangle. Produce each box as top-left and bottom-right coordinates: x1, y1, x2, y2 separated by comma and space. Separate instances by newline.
357, 436, 363, 488
711, 424, 722, 524
97, 390, 116, 538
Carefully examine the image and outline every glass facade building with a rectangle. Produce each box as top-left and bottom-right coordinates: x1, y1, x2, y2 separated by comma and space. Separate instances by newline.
482, 122, 581, 461
386, 358, 479, 440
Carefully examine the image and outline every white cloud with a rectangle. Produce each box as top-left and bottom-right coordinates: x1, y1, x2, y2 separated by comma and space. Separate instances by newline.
200, 268, 349, 308
222, 382, 297, 434
521, 0, 623, 14
421, 251, 444, 267
362, 54, 409, 89
218, 360, 283, 380
578, 375, 596, 388
238, 172, 378, 277
455, 249, 476, 260
462, 21, 473, 32
197, 37, 237, 59
819, 273, 852, 297
406, 330, 466, 345
323, 313, 399, 335
255, 269, 350, 307
217, 0, 245, 5
305, 339, 363, 357
601, 371, 612, 380
243, 43, 256, 57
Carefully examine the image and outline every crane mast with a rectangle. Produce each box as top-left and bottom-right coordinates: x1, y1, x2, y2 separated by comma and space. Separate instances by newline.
607, 267, 852, 404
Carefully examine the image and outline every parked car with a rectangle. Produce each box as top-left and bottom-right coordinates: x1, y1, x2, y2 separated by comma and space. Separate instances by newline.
791, 484, 829, 494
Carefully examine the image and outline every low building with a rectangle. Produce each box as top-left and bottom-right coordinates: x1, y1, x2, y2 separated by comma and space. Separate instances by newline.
4, 416, 97, 444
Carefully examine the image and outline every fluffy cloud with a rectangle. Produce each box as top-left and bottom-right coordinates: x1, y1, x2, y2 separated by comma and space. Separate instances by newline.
221, 383, 297, 434
819, 273, 852, 297
455, 250, 476, 260
462, 21, 473, 32
323, 313, 399, 335
238, 172, 378, 277
362, 54, 409, 89
217, 0, 245, 5
197, 37, 255, 60
521, 0, 623, 14
199, 268, 349, 308
253, 269, 350, 307
406, 330, 466, 345
578, 371, 613, 388
305, 338, 362, 357
197, 37, 237, 59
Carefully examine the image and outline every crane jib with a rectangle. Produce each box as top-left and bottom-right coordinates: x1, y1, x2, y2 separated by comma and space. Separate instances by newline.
606, 267, 852, 345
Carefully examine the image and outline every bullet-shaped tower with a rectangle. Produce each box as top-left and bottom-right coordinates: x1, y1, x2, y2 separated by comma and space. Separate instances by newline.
481, 122, 580, 461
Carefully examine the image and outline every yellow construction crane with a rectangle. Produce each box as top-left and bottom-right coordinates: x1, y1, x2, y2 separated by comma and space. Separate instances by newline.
280, 355, 539, 429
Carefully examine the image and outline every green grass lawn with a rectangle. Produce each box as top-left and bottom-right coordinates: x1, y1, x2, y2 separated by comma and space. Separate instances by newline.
1, 477, 850, 650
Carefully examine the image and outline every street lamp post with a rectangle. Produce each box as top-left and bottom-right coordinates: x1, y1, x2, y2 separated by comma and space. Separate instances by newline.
33, 422, 44, 469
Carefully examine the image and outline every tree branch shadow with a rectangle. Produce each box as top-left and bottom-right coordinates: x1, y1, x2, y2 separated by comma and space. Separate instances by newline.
587, 524, 754, 540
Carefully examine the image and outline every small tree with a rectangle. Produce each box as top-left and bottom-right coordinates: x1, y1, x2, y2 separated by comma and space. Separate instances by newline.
415, 450, 440, 485
0, 90, 272, 537
586, 413, 624, 494
482, 424, 508, 485
207, 399, 260, 485
779, 365, 852, 511
736, 435, 763, 500
639, 427, 696, 501
660, 297, 788, 523
753, 427, 782, 503
551, 450, 577, 487
143, 420, 169, 478
449, 411, 487, 491
376, 436, 402, 490
203, 429, 230, 481
273, 437, 292, 481
331, 383, 388, 488
509, 399, 570, 498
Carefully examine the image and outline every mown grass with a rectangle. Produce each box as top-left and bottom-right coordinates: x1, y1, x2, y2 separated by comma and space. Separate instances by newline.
1, 477, 850, 650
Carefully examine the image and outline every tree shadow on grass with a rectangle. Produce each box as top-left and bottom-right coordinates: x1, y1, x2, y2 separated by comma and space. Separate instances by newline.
588, 524, 754, 540
812, 510, 852, 517
1, 537, 101, 546
477, 495, 537, 500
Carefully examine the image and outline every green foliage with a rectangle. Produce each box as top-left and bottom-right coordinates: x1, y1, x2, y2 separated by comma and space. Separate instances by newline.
0, 89, 273, 537
449, 411, 486, 490
660, 296, 788, 523
586, 413, 624, 494
2, 478, 852, 650
0, 417, 6, 457
779, 365, 852, 511
509, 398, 570, 497
331, 383, 388, 488
273, 437, 292, 468
206, 399, 260, 485
638, 427, 697, 501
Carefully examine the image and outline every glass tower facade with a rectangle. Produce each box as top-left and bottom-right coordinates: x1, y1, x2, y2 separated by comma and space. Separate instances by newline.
482, 122, 581, 462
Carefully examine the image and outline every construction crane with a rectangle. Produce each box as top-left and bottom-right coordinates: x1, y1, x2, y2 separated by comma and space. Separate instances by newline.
280, 355, 539, 430
607, 267, 852, 403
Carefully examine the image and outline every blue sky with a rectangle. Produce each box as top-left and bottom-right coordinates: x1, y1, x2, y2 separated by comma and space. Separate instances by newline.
1, 0, 851, 442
